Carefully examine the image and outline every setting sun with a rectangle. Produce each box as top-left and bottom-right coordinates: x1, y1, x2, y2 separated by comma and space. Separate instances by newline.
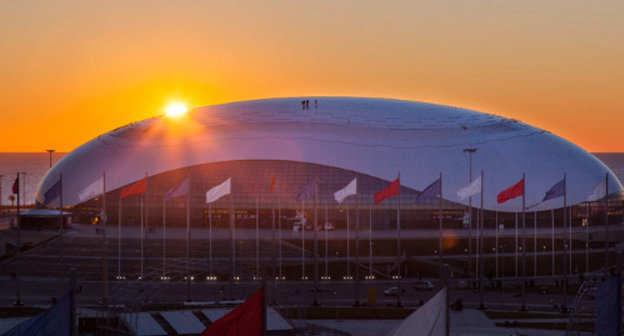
165, 103, 188, 118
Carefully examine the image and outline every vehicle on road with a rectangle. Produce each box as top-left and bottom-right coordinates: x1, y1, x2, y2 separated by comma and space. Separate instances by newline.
383, 287, 406, 296
456, 280, 468, 289
413, 280, 435, 291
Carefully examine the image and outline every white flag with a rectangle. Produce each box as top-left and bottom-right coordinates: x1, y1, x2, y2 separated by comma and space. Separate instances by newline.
78, 177, 103, 202
456, 176, 481, 200
206, 178, 231, 203
334, 178, 357, 204
587, 180, 606, 202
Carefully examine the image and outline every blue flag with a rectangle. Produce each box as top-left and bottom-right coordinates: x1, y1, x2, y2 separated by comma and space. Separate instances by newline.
2, 291, 72, 336
596, 276, 621, 336
296, 180, 315, 202
43, 179, 61, 206
542, 178, 564, 202
415, 178, 441, 204
163, 178, 189, 202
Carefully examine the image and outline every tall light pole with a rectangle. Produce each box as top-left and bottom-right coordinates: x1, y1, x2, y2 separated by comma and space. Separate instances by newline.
46, 149, 55, 168
0, 175, 3, 208
463, 148, 477, 276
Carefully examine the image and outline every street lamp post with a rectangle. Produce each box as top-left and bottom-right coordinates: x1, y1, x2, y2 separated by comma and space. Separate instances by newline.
463, 148, 477, 276
46, 149, 55, 168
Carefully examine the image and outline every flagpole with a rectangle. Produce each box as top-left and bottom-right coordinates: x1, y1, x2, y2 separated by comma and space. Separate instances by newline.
163, 196, 166, 277
59, 174, 64, 290
186, 179, 191, 302
59, 173, 64, 234
325, 203, 329, 279
102, 172, 108, 302
313, 180, 320, 306
585, 202, 589, 273
478, 170, 485, 310
562, 172, 568, 313
140, 180, 144, 280
21, 172, 26, 208
231, 190, 236, 295
515, 212, 518, 279
256, 197, 260, 280
569, 206, 572, 277
534, 212, 537, 277
271, 200, 276, 298
15, 172, 23, 306
118, 197, 122, 278
369, 201, 372, 279
552, 209, 555, 278
604, 172, 609, 270
439, 172, 443, 287
270, 178, 276, 296
520, 173, 527, 311
495, 211, 498, 278
278, 198, 282, 281
354, 177, 361, 306
209, 203, 212, 277
301, 200, 305, 280
464, 148, 476, 275
396, 172, 402, 307
145, 173, 150, 279
476, 194, 480, 285
346, 202, 350, 278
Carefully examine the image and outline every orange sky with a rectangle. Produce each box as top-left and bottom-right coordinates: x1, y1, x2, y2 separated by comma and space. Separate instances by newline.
1, 1, 622, 152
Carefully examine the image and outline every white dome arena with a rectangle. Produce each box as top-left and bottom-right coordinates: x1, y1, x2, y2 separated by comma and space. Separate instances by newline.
36, 97, 622, 212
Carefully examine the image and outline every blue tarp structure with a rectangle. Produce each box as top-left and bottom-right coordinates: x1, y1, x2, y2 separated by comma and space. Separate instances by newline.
1, 292, 72, 336
596, 275, 621, 336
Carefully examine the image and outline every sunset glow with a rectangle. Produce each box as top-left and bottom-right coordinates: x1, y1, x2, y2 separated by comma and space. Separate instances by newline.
0, 1, 622, 152
165, 103, 188, 119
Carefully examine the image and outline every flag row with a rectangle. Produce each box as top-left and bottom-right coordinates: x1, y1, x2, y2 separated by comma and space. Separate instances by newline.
34, 172, 610, 207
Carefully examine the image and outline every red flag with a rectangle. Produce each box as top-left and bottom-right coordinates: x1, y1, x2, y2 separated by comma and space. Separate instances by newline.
375, 178, 400, 204
270, 176, 276, 193
12, 176, 19, 194
201, 287, 264, 336
120, 178, 147, 200
497, 178, 524, 204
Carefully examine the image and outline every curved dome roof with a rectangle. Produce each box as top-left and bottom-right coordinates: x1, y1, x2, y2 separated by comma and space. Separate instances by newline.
37, 97, 622, 211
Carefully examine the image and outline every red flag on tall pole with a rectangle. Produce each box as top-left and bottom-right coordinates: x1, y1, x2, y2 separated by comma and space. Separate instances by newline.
200, 287, 265, 336
497, 178, 524, 204
12, 176, 19, 194
120, 178, 147, 200
374, 178, 399, 204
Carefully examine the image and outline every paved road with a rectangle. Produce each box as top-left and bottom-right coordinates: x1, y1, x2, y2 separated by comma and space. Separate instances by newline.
0, 276, 575, 312
2, 220, 620, 240
0, 222, 605, 314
